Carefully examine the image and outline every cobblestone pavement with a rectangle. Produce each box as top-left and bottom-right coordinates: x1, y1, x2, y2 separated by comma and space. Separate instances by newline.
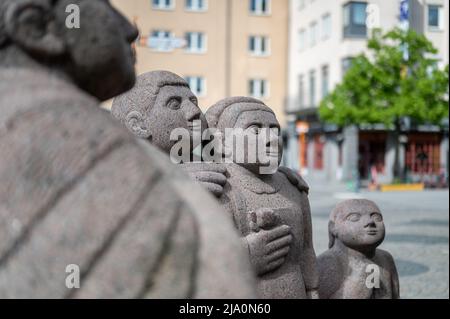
307, 181, 449, 299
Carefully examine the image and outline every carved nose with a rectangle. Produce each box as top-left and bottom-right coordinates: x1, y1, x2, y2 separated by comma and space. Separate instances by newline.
184, 103, 202, 122
365, 220, 376, 228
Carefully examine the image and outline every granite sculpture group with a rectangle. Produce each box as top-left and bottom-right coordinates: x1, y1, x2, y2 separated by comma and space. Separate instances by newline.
0, 0, 400, 299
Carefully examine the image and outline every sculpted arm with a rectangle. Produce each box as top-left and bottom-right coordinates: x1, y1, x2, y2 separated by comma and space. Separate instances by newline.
300, 196, 319, 299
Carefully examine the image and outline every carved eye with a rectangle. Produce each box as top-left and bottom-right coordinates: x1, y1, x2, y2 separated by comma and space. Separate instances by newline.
346, 213, 361, 222
167, 98, 181, 110
247, 125, 260, 135
190, 97, 198, 106
371, 213, 383, 222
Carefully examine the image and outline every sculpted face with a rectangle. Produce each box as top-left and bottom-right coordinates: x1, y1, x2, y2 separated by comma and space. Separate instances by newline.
56, 0, 138, 100
232, 110, 282, 174
334, 200, 385, 250
146, 85, 207, 154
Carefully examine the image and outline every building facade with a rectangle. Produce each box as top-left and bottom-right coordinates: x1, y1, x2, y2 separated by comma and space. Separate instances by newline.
286, 0, 449, 186
110, 0, 289, 126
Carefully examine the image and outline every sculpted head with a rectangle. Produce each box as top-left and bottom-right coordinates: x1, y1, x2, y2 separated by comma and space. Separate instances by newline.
206, 97, 282, 175
112, 70, 207, 154
328, 199, 385, 251
0, 0, 138, 100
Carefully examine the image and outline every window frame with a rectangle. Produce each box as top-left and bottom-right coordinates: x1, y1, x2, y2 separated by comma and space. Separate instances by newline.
248, 35, 271, 56
152, 0, 175, 11
249, 79, 270, 99
185, 76, 207, 97
185, 32, 207, 53
249, 0, 272, 16
149, 30, 174, 52
185, 0, 208, 12
343, 1, 367, 38
427, 4, 444, 31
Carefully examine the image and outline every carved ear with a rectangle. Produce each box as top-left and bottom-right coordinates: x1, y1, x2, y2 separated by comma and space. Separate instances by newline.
125, 111, 151, 139
5, 0, 65, 56
328, 220, 337, 249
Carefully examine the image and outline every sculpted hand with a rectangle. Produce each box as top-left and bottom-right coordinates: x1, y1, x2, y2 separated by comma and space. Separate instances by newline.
181, 163, 228, 198
245, 224, 292, 276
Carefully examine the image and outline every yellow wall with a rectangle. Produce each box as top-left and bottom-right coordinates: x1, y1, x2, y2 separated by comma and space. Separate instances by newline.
110, 0, 288, 126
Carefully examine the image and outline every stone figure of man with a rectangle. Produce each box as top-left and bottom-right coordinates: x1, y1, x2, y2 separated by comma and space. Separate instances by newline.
0, 0, 255, 298
205, 97, 319, 299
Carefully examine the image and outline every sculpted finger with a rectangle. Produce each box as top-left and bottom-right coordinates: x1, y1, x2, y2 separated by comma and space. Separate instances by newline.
199, 163, 228, 174
264, 257, 286, 273
265, 234, 293, 254
266, 246, 290, 262
265, 225, 291, 241
200, 182, 223, 197
195, 171, 227, 186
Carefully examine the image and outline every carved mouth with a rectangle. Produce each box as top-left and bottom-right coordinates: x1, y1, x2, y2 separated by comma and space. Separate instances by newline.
367, 230, 378, 235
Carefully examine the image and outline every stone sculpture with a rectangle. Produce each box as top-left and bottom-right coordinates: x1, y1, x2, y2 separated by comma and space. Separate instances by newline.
0, 0, 255, 298
317, 199, 400, 299
112, 70, 227, 197
205, 97, 319, 299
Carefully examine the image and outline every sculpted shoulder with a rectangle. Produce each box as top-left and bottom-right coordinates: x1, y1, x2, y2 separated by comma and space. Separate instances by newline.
317, 249, 344, 299
277, 166, 310, 194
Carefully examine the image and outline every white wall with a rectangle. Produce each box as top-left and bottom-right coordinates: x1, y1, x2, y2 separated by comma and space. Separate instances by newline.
287, 0, 448, 114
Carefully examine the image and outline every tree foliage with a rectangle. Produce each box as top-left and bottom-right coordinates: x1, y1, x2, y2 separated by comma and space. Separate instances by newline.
319, 28, 449, 128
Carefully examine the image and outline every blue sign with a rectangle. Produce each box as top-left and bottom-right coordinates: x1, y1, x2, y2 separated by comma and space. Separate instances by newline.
400, 0, 409, 21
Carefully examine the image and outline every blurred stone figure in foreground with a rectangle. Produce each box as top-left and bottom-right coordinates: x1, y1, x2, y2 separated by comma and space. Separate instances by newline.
317, 199, 400, 299
0, 0, 255, 298
205, 97, 319, 299
112, 71, 227, 198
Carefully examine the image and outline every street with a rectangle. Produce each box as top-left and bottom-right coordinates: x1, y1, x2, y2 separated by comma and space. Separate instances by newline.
307, 180, 449, 299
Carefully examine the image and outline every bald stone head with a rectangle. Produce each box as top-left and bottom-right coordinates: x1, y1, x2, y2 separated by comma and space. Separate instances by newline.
206, 97, 282, 174
328, 199, 385, 251
112, 70, 207, 154
0, 0, 139, 100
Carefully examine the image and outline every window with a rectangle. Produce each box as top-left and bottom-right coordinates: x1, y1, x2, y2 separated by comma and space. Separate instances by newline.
299, 29, 307, 51
309, 70, 316, 107
309, 21, 318, 47
149, 30, 173, 52
343, 1, 367, 38
342, 57, 353, 75
250, 0, 270, 15
299, 0, 306, 10
322, 14, 331, 40
152, 0, 174, 10
186, 76, 206, 96
249, 36, 270, 56
249, 79, 269, 98
428, 5, 444, 30
186, 0, 207, 12
298, 75, 305, 108
185, 32, 207, 53
321, 65, 329, 98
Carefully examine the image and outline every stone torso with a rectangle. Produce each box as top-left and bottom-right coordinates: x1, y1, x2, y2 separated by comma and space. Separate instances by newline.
318, 248, 398, 299
222, 163, 308, 299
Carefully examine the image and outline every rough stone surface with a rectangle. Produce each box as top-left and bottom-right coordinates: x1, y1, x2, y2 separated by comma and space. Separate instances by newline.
205, 97, 319, 299
317, 199, 400, 299
0, 0, 255, 298
111, 70, 229, 197
111, 70, 207, 155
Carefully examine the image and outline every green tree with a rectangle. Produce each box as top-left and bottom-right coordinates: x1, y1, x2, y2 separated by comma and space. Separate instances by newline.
319, 28, 449, 180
